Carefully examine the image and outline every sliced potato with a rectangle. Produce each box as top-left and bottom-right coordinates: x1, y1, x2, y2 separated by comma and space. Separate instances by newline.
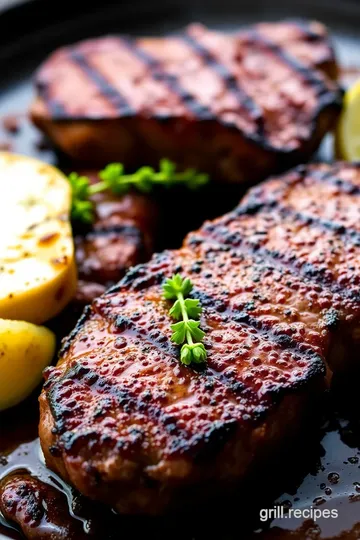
0, 152, 77, 324
0, 318, 56, 411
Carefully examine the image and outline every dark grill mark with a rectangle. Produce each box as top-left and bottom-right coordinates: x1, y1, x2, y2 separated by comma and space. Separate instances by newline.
49, 367, 155, 441
37, 81, 67, 117
248, 29, 341, 105
309, 167, 360, 196
120, 37, 213, 119
182, 32, 264, 133
192, 284, 327, 365
250, 242, 360, 302
108, 265, 165, 293
190, 219, 360, 303
49, 363, 243, 458
90, 224, 146, 259
92, 224, 143, 237
70, 50, 133, 116
169, 419, 238, 459
103, 311, 176, 356
235, 184, 360, 249
275, 204, 360, 247
323, 308, 340, 330
288, 19, 324, 41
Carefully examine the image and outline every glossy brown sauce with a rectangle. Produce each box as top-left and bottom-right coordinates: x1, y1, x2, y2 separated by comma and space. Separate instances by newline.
1, 66, 360, 538
2, 380, 360, 539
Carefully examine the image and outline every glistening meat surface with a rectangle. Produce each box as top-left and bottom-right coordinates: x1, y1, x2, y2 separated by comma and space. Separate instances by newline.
39, 163, 360, 514
31, 21, 341, 182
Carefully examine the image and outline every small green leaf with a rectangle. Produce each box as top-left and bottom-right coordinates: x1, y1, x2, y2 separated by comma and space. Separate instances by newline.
163, 275, 181, 299
180, 277, 193, 297
180, 343, 207, 365
180, 344, 192, 365
169, 299, 182, 320
187, 320, 205, 342
160, 158, 176, 176
99, 163, 124, 191
184, 298, 202, 319
68, 172, 90, 198
67, 172, 94, 224
71, 199, 94, 223
113, 181, 131, 196
163, 274, 191, 299
170, 321, 186, 345
187, 172, 209, 190
192, 343, 207, 364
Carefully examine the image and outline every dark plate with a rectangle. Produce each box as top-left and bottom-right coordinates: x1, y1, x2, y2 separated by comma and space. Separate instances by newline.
1, 1, 360, 539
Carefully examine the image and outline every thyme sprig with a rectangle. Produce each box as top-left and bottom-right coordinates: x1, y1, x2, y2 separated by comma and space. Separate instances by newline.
163, 274, 207, 366
68, 159, 209, 224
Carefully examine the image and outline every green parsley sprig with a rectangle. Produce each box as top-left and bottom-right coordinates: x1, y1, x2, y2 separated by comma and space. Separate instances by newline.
68, 159, 209, 224
163, 274, 207, 366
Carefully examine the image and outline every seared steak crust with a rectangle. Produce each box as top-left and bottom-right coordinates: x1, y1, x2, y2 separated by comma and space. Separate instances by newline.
31, 21, 341, 182
40, 163, 360, 514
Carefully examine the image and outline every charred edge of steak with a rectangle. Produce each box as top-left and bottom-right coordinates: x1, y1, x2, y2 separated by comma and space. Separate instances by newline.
309, 165, 360, 195
36, 25, 342, 157
107, 257, 168, 294
58, 305, 93, 357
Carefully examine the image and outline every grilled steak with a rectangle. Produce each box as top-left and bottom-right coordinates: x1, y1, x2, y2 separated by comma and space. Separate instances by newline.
39, 163, 360, 515
74, 171, 159, 305
31, 21, 341, 182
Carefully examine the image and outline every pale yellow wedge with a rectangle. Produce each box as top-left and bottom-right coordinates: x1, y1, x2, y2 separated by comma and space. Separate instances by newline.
0, 318, 55, 411
0, 152, 77, 324
336, 79, 360, 160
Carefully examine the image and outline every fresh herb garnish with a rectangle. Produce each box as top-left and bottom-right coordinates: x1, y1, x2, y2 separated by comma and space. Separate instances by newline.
67, 172, 94, 224
163, 274, 207, 366
68, 159, 209, 224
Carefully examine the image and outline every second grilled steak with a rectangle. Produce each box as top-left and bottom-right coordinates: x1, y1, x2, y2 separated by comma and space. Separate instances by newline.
39, 163, 360, 515
74, 171, 159, 305
31, 21, 341, 182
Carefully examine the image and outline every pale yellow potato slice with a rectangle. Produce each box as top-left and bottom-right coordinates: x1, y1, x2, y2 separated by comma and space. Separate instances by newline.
0, 318, 56, 411
0, 152, 77, 323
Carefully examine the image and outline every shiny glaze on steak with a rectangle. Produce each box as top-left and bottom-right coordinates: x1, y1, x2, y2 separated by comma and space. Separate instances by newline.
31, 21, 341, 182
39, 163, 360, 515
